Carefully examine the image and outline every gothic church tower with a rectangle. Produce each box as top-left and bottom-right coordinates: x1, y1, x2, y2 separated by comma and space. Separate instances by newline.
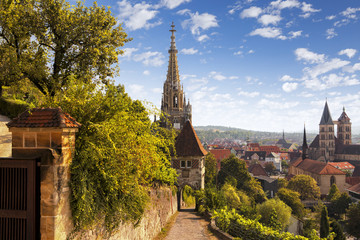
319, 101, 335, 162
161, 23, 192, 129
337, 107, 352, 145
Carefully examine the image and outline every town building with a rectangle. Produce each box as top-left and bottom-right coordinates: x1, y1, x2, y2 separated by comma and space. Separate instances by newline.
160, 23, 191, 129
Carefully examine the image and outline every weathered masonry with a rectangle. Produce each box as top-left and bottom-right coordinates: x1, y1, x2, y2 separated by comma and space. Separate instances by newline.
1, 108, 80, 240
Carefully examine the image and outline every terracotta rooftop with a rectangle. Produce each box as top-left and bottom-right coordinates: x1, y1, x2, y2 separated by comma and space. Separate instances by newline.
347, 182, 360, 194
260, 145, 280, 155
293, 158, 345, 175
209, 149, 231, 161
175, 120, 207, 157
329, 162, 355, 170
7, 108, 81, 128
346, 177, 360, 186
248, 163, 268, 177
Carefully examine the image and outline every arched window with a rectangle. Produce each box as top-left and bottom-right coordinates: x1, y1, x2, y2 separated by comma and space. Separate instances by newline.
330, 176, 336, 186
173, 95, 178, 107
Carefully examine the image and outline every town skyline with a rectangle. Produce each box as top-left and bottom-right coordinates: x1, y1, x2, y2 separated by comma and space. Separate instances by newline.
83, 0, 360, 132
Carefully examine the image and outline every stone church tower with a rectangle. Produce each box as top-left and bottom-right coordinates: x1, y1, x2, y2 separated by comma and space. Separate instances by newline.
319, 101, 335, 162
160, 23, 191, 129
336, 107, 352, 145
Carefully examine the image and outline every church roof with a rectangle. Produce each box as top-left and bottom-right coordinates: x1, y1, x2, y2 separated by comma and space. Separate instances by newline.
292, 158, 345, 175
175, 120, 207, 157
336, 144, 360, 155
319, 101, 333, 125
309, 135, 319, 148
7, 108, 81, 128
338, 107, 350, 122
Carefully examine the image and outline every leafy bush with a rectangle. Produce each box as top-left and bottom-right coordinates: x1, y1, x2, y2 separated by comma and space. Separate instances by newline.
0, 97, 31, 118
257, 198, 292, 231
182, 185, 195, 207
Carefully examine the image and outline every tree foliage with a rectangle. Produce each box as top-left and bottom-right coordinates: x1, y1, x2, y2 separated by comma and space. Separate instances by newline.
276, 188, 306, 219
346, 202, 360, 238
327, 184, 341, 202
218, 154, 266, 203
204, 153, 217, 186
328, 192, 351, 218
320, 206, 330, 238
47, 79, 177, 231
0, 0, 130, 96
287, 175, 320, 200
330, 220, 345, 240
257, 198, 292, 231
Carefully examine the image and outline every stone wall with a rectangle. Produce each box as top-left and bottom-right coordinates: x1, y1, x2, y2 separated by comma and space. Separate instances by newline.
72, 187, 177, 240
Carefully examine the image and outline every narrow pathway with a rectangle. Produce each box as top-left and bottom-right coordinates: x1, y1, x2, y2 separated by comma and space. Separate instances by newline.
165, 209, 219, 240
0, 114, 11, 158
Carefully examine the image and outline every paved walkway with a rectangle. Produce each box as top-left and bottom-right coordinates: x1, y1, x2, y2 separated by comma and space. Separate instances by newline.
0, 114, 11, 157
165, 209, 219, 240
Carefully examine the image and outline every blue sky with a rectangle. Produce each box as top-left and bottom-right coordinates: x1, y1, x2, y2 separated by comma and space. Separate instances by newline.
87, 0, 360, 132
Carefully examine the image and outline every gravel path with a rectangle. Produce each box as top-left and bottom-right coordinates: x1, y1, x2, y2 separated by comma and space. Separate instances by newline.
165, 209, 219, 240
0, 114, 11, 158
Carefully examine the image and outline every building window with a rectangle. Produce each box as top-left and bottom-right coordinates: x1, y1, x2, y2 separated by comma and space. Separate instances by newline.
346, 126, 350, 131
187, 160, 192, 168
321, 142, 325, 147
330, 176, 336, 186
346, 134, 350, 139
329, 127, 333, 132
329, 134, 333, 139
321, 127, 324, 132
181, 160, 186, 168
339, 127, 343, 132
173, 95, 178, 107
321, 134, 325, 140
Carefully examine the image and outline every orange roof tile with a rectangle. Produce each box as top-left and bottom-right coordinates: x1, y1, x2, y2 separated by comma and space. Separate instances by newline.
209, 149, 231, 161
248, 164, 268, 177
294, 158, 345, 175
347, 182, 360, 194
259, 145, 280, 155
329, 162, 355, 170
7, 108, 81, 128
175, 121, 207, 157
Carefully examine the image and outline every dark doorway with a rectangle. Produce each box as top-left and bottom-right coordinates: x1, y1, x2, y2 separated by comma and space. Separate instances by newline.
0, 158, 40, 240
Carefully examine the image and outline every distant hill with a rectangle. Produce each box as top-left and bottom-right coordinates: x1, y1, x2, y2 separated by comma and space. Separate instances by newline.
194, 125, 316, 145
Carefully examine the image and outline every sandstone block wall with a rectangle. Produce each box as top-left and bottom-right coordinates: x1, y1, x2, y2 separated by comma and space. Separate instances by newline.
72, 187, 177, 240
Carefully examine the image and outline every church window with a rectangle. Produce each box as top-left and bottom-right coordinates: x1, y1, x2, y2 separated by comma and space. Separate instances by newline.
329, 134, 333, 139
180, 160, 186, 168
339, 127, 343, 132
173, 95, 178, 107
321, 127, 325, 132
321, 134, 325, 140
330, 176, 336, 186
346, 126, 350, 131
346, 134, 350, 139
329, 127, 333, 132
339, 134, 343, 140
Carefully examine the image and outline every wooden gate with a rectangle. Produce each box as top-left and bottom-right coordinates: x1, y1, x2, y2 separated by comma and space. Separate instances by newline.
0, 159, 37, 240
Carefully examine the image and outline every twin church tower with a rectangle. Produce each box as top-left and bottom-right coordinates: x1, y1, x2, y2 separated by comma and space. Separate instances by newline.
160, 23, 192, 129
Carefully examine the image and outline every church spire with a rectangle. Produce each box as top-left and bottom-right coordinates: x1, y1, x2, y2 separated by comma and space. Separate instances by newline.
302, 124, 309, 160
320, 100, 333, 125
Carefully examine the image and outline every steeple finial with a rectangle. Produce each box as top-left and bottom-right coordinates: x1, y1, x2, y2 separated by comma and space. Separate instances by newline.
169, 22, 177, 51
343, 106, 345, 112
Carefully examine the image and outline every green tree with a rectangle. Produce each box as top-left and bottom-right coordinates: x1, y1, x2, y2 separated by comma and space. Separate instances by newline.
264, 162, 276, 174
330, 220, 345, 240
205, 153, 217, 186
218, 154, 266, 203
278, 178, 288, 189
287, 175, 320, 200
329, 192, 352, 218
49, 79, 177, 231
276, 188, 306, 219
257, 198, 292, 231
327, 184, 341, 201
346, 202, 360, 239
320, 206, 330, 238
0, 0, 130, 97
268, 208, 282, 231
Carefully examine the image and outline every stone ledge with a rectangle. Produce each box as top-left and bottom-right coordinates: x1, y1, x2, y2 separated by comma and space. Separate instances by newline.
208, 215, 233, 240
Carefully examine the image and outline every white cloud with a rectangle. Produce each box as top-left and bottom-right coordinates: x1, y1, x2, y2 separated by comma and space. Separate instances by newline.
209, 71, 227, 81
249, 27, 282, 39
341, 7, 360, 19
143, 70, 150, 75
160, 0, 191, 9
258, 14, 282, 25
234, 50, 243, 56
258, 98, 299, 109
121, 47, 139, 59
295, 48, 325, 64
282, 82, 298, 92
133, 51, 165, 66
180, 48, 198, 55
326, 28, 337, 39
151, 88, 162, 93
229, 76, 239, 80
248, 50, 255, 54
300, 2, 320, 17
270, 0, 300, 10
289, 30, 302, 39
338, 48, 357, 59
238, 90, 260, 97
177, 8, 191, 15
117, 0, 161, 31
240, 6, 262, 18
128, 84, 145, 99
197, 34, 209, 42
326, 15, 336, 20
181, 11, 219, 35
246, 76, 262, 85
280, 75, 295, 81
304, 58, 350, 78
298, 92, 314, 98
187, 77, 208, 91
264, 93, 281, 98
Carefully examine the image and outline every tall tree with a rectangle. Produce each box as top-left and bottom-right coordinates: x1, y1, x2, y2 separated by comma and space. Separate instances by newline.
257, 198, 292, 231
346, 202, 360, 239
276, 188, 306, 219
320, 206, 330, 238
204, 153, 217, 186
287, 174, 320, 200
327, 184, 341, 201
0, 0, 130, 97
330, 220, 345, 240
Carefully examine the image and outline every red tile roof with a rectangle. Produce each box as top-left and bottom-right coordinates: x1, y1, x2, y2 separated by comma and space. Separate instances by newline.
7, 108, 81, 128
175, 121, 207, 157
259, 145, 280, 155
347, 182, 360, 194
346, 177, 360, 186
293, 158, 345, 175
329, 162, 355, 170
209, 149, 231, 161
248, 163, 268, 177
